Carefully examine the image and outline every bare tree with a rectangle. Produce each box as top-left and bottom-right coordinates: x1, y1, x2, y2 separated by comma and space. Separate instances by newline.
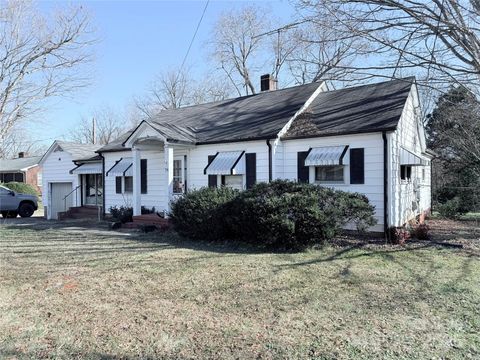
68, 106, 127, 145
136, 69, 234, 118
190, 77, 232, 105
284, 21, 362, 84
135, 68, 190, 118
296, 0, 480, 92
0, 127, 48, 158
0, 1, 94, 150
211, 6, 269, 95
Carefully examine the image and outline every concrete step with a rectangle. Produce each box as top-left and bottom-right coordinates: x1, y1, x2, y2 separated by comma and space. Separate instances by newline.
69, 206, 100, 214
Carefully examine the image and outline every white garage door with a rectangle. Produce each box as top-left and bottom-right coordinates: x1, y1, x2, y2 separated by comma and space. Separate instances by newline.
50, 182, 73, 219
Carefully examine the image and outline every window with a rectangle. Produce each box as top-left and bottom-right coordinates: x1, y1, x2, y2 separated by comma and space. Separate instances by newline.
315, 166, 344, 182
173, 158, 184, 194
422, 168, 426, 181
2, 173, 14, 183
400, 165, 412, 181
14, 173, 24, 182
124, 176, 133, 192
223, 175, 243, 190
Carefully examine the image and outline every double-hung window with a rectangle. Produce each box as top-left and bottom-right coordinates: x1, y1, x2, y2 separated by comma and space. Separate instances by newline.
315, 165, 344, 183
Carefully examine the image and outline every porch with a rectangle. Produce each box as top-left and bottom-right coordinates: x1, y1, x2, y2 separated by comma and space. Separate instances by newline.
105, 134, 192, 216
70, 162, 104, 209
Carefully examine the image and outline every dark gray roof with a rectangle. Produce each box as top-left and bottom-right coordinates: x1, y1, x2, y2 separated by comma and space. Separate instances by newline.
98, 77, 415, 152
0, 156, 41, 172
96, 130, 135, 153
284, 77, 414, 139
98, 82, 321, 152
55, 141, 101, 161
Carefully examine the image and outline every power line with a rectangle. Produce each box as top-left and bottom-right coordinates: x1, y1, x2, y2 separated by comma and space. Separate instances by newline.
179, 0, 210, 73
252, 19, 309, 39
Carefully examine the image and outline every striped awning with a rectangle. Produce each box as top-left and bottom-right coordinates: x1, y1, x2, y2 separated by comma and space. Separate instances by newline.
70, 162, 102, 175
204, 151, 245, 175
304, 145, 349, 166
400, 148, 429, 166
106, 158, 133, 176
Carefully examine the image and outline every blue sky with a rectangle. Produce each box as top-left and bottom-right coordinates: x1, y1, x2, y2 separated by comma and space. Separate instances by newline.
36, 0, 296, 144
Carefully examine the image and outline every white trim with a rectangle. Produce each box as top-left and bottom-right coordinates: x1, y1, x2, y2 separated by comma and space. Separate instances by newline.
124, 121, 168, 149
274, 81, 328, 146
132, 148, 142, 216
39, 141, 60, 166
19, 164, 39, 172
164, 144, 174, 215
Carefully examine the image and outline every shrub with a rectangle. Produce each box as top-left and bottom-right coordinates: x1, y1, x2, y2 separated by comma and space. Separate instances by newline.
412, 224, 430, 240
387, 226, 411, 245
171, 180, 377, 250
170, 186, 239, 240
109, 205, 133, 223
437, 197, 467, 219
1, 182, 38, 196
141, 206, 156, 215
227, 181, 377, 249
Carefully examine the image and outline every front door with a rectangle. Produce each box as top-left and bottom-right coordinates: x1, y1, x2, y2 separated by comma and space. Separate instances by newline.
84, 174, 103, 206
173, 156, 185, 194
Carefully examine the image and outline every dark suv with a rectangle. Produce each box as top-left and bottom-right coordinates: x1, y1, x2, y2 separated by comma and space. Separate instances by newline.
0, 185, 38, 218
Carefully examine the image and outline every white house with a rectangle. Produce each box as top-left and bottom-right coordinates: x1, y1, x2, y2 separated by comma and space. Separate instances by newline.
42, 76, 433, 234
39, 141, 101, 219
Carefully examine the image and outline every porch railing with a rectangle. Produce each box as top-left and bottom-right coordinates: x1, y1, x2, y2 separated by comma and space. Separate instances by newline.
63, 185, 80, 212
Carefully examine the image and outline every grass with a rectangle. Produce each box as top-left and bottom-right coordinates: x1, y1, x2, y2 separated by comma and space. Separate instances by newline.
0, 219, 479, 359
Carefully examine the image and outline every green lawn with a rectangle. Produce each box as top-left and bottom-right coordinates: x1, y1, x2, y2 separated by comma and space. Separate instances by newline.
0, 219, 479, 359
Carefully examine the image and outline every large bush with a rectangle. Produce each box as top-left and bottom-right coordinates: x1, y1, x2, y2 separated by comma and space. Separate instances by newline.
170, 180, 377, 250
1, 182, 38, 195
170, 186, 239, 240
437, 197, 467, 219
226, 181, 376, 249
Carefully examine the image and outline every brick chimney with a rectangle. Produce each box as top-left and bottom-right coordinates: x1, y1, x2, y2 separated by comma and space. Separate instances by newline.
18, 152, 25, 158
260, 74, 277, 92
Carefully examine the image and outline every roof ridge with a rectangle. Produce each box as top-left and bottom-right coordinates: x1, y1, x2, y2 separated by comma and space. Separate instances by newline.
151, 81, 322, 113
326, 76, 415, 94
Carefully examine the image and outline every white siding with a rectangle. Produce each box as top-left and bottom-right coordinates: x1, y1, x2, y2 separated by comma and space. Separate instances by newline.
41, 149, 80, 219
104, 151, 134, 211
279, 133, 385, 232
103, 140, 270, 214
187, 140, 270, 189
389, 88, 431, 227
273, 141, 284, 179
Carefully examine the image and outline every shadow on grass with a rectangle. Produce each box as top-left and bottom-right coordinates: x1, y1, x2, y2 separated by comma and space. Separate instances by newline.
2, 218, 479, 264
0, 348, 162, 360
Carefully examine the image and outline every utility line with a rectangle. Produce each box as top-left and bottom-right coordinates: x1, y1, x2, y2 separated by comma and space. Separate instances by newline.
179, 0, 210, 74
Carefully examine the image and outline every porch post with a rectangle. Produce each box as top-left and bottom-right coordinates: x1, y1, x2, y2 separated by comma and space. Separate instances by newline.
164, 143, 174, 214
132, 146, 142, 216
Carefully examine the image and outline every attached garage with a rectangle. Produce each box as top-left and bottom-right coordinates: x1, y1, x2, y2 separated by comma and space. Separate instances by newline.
49, 182, 73, 219
39, 141, 100, 219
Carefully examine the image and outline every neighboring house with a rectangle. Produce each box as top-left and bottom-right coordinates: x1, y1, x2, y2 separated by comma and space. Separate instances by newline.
39, 141, 101, 219
42, 76, 433, 233
0, 153, 42, 193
